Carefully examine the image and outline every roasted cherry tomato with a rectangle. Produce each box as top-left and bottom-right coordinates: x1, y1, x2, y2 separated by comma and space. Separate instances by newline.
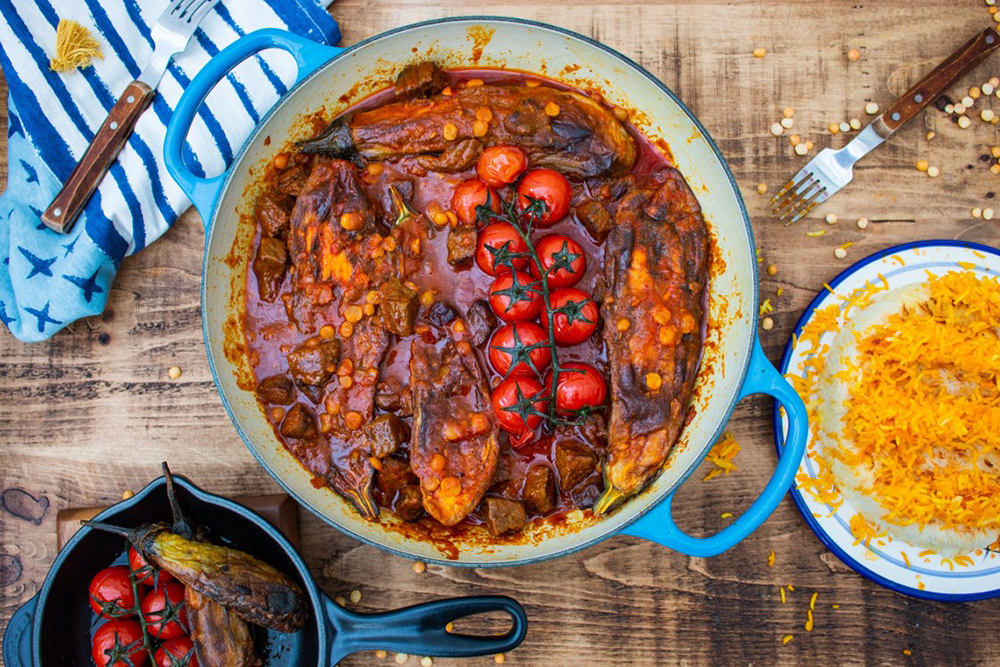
545, 288, 598, 345
129, 546, 173, 587
88, 566, 139, 618
517, 168, 572, 227
491, 376, 548, 446
155, 636, 199, 667
141, 582, 188, 640
476, 145, 528, 188
531, 234, 586, 288
545, 362, 607, 414
451, 178, 500, 225
475, 222, 530, 276
489, 269, 543, 322
92, 619, 147, 667
489, 322, 552, 377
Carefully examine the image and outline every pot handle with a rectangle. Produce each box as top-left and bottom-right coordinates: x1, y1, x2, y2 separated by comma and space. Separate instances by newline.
324, 594, 528, 664
621, 336, 808, 557
163, 28, 343, 221
2, 594, 37, 667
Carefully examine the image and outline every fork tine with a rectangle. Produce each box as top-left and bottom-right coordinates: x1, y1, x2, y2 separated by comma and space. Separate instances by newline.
787, 189, 827, 224
780, 186, 826, 223
185, 0, 218, 24
768, 164, 813, 206
771, 172, 817, 214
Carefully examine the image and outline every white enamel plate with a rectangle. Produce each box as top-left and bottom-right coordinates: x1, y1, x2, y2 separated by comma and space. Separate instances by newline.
775, 240, 1000, 601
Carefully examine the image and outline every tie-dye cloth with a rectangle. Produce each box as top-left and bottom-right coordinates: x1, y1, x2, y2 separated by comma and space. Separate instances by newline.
0, 1, 339, 342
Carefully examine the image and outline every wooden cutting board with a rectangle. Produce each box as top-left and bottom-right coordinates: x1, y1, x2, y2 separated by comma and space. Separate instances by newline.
56, 494, 300, 550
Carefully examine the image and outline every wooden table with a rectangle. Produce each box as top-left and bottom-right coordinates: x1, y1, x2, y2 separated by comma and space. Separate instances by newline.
3, 1, 1000, 664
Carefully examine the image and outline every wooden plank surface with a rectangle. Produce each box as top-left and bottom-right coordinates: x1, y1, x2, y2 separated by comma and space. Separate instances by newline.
3, 1, 1000, 664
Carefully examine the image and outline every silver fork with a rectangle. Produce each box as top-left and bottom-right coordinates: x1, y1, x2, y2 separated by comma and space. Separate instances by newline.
770, 27, 1000, 224
139, 0, 221, 90
42, 0, 221, 233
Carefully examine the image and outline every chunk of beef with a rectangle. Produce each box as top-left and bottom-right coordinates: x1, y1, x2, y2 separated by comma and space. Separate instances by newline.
379, 279, 418, 336
447, 226, 477, 267
286, 339, 341, 387
365, 413, 409, 459
274, 165, 310, 196
257, 375, 295, 405
482, 497, 526, 536
555, 440, 598, 491
522, 465, 557, 515
590, 174, 636, 202
375, 380, 412, 416
374, 456, 417, 500
425, 300, 457, 327
575, 200, 612, 244
416, 139, 482, 173
255, 190, 294, 238
465, 299, 497, 347
280, 404, 317, 439
394, 61, 448, 101
252, 237, 287, 302
395, 485, 425, 522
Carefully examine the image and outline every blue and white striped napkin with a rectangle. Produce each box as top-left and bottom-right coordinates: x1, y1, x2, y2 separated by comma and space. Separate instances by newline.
0, 0, 340, 342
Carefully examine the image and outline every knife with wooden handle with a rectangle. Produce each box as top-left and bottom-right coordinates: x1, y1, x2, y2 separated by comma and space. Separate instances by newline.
42, 0, 221, 234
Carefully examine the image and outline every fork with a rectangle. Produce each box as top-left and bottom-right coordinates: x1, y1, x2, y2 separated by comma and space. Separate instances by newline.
42, 0, 221, 234
770, 27, 1000, 224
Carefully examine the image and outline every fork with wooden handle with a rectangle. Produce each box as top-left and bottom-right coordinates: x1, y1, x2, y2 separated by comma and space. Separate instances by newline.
770, 27, 1000, 223
41, 0, 220, 234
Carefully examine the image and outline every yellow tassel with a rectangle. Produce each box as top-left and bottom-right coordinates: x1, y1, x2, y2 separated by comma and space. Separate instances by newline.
49, 19, 103, 72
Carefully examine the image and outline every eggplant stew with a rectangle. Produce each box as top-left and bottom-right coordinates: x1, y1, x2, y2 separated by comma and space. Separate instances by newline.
243, 62, 710, 538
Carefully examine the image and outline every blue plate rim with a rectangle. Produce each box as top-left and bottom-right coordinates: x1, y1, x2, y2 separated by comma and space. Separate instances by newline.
772, 239, 1000, 602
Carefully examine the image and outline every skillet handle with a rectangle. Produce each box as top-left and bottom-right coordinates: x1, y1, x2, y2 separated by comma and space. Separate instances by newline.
163, 28, 343, 221
2, 594, 37, 667
325, 594, 528, 664
622, 337, 808, 557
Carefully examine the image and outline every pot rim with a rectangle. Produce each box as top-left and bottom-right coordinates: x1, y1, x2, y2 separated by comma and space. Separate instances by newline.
200, 15, 758, 566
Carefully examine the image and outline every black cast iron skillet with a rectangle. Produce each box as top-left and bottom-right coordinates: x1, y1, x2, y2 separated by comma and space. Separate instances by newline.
2, 474, 527, 665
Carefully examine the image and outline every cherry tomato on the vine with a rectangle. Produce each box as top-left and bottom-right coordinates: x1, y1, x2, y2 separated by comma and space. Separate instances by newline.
451, 178, 500, 225
155, 636, 199, 667
489, 269, 543, 322
130, 546, 173, 587
517, 168, 571, 227
88, 566, 139, 618
545, 288, 598, 345
476, 145, 528, 188
488, 322, 552, 378
91, 619, 147, 667
141, 582, 188, 640
475, 222, 530, 276
545, 362, 607, 414
531, 234, 586, 288
491, 376, 548, 446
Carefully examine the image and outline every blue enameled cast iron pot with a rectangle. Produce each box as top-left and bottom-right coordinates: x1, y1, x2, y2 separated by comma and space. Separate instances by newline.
161, 18, 810, 566
2, 475, 526, 666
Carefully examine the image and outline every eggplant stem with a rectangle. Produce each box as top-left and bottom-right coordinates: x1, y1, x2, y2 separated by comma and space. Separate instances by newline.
162, 462, 194, 540
592, 473, 625, 515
